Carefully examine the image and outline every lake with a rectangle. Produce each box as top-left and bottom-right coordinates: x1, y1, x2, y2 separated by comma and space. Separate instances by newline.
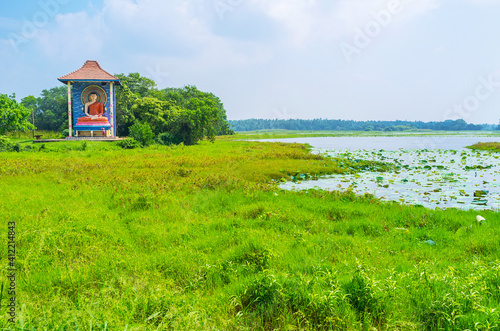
262, 136, 500, 211
260, 135, 500, 150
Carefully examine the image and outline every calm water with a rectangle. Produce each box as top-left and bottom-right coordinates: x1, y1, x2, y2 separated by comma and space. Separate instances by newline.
263, 136, 500, 211
260, 136, 500, 150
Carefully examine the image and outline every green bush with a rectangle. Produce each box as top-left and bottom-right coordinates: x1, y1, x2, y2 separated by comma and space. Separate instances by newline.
156, 132, 183, 145
129, 122, 154, 147
61, 129, 71, 137
117, 138, 141, 149
344, 269, 386, 324
0, 136, 13, 151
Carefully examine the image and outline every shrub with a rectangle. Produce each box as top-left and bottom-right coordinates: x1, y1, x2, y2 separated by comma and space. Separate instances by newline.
129, 122, 154, 147
117, 138, 141, 149
61, 129, 71, 137
0, 136, 13, 151
156, 132, 183, 146
344, 269, 386, 324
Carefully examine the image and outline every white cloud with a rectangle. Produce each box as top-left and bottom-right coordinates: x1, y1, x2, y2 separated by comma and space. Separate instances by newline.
29, 0, 441, 64
244, 0, 441, 48
102, 0, 210, 43
248, 0, 319, 47
25, 0, 275, 92
464, 0, 500, 5
0, 17, 20, 30
330, 0, 441, 38
35, 10, 109, 60
5, 0, 500, 124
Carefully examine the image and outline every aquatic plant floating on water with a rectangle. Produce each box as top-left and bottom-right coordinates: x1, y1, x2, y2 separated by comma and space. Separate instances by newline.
282, 148, 500, 211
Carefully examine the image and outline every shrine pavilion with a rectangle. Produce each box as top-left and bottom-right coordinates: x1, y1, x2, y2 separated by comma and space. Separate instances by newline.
58, 60, 121, 138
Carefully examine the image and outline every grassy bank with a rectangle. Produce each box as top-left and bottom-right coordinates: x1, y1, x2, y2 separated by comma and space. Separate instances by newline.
6, 129, 500, 143
468, 142, 500, 152
0, 140, 499, 330
5, 130, 64, 140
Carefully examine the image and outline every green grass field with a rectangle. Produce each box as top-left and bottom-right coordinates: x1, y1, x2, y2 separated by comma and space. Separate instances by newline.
0, 138, 499, 330
468, 142, 500, 152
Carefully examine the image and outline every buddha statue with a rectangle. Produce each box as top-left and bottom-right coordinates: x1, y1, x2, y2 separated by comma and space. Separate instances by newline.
75, 92, 111, 135
84, 93, 104, 119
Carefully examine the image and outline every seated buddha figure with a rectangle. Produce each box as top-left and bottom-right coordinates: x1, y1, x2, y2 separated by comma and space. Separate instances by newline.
85, 93, 104, 119
76, 93, 110, 128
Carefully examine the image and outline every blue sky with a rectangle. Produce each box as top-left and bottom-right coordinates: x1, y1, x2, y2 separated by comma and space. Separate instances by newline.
1, 0, 500, 123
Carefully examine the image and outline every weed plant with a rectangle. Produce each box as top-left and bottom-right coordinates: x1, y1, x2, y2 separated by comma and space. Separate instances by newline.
0, 140, 498, 330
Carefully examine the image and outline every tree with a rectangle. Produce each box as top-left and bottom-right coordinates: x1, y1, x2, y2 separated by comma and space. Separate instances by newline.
114, 73, 159, 136
21, 95, 37, 112
32, 87, 68, 131
115, 84, 138, 136
160, 86, 233, 136
228, 118, 494, 132
0, 94, 35, 135
114, 73, 157, 97
21, 95, 37, 136
117, 83, 227, 144
12, 72, 233, 140
161, 87, 221, 145
164, 107, 215, 145
130, 97, 171, 134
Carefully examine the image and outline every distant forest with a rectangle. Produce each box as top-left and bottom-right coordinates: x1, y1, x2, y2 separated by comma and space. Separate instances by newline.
229, 119, 500, 132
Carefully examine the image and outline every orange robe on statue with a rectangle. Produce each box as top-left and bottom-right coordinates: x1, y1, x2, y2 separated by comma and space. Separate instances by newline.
76, 101, 109, 127
88, 102, 103, 116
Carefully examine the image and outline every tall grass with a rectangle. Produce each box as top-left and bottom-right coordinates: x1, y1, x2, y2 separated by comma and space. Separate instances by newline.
0, 140, 498, 330
5, 130, 63, 140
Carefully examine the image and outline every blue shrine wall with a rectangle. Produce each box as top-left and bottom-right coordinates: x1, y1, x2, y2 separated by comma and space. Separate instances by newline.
72, 82, 116, 135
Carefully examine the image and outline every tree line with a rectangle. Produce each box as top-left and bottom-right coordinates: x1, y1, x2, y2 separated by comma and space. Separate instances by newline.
4, 77, 500, 143
2, 73, 233, 145
229, 118, 500, 132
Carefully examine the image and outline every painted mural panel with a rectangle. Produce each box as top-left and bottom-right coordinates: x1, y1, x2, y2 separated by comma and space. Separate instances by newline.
72, 82, 115, 136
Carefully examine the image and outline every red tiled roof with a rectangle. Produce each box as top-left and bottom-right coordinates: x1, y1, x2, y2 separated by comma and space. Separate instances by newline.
58, 60, 121, 84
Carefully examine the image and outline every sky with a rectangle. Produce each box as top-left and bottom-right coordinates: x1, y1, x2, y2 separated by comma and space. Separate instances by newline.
1, 0, 500, 124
